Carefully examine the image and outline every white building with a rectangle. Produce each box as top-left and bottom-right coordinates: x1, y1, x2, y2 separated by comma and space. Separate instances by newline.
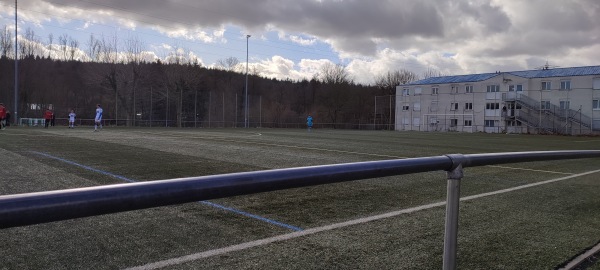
396, 65, 600, 135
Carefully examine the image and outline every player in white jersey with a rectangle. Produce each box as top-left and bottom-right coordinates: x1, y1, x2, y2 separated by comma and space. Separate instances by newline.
94, 104, 103, 131
68, 109, 76, 128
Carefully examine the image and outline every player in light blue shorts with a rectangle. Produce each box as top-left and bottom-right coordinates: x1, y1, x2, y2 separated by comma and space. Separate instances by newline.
68, 109, 76, 128
94, 104, 103, 131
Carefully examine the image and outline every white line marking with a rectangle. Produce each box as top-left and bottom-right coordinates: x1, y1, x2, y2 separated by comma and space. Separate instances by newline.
126, 168, 600, 270
486, 165, 573, 175
131, 130, 408, 159
559, 242, 600, 270
64, 129, 579, 173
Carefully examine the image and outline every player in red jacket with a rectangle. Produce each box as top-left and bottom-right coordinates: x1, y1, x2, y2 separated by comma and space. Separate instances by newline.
44, 108, 53, 128
0, 103, 6, 130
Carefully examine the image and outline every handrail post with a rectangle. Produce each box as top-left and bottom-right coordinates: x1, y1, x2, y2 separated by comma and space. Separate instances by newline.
443, 155, 465, 270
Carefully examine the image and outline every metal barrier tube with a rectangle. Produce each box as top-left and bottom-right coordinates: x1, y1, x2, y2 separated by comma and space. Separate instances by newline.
0, 156, 453, 229
443, 164, 464, 270
462, 150, 600, 168
0, 150, 599, 230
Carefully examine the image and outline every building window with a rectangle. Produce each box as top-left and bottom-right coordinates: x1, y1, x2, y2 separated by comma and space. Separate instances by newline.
402, 104, 410, 111
430, 101, 438, 112
509, 84, 523, 92
432, 87, 439, 95
451, 85, 459, 94
560, 100, 570, 110
450, 103, 458, 111
560, 80, 571, 90
594, 78, 600, 90
402, 88, 410, 96
465, 85, 473, 93
485, 120, 495, 127
414, 87, 422, 95
540, 100, 550, 110
450, 119, 458, 127
464, 119, 473, 127
413, 117, 421, 126
465, 102, 473, 110
486, 103, 500, 110
413, 102, 421, 111
593, 100, 600, 110
542, 81, 552, 90
487, 85, 500, 92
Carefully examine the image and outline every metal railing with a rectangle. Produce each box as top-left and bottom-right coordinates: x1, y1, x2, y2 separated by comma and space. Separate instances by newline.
503, 93, 594, 132
1, 150, 600, 270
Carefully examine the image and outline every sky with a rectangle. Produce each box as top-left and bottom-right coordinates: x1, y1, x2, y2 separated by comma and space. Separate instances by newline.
0, 0, 599, 85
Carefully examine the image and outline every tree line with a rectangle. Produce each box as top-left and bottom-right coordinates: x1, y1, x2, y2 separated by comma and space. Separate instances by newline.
0, 25, 438, 129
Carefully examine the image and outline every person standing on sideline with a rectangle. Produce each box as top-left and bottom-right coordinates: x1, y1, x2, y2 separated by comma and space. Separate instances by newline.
68, 109, 76, 128
0, 103, 6, 130
44, 108, 53, 128
5, 110, 10, 127
51, 111, 56, 127
94, 104, 103, 131
307, 114, 313, 132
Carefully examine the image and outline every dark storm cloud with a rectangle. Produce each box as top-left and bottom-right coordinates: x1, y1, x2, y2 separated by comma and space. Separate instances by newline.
9, 0, 600, 77
33, 0, 447, 55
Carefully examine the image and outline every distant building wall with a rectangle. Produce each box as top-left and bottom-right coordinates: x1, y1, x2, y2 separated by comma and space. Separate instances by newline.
396, 66, 600, 135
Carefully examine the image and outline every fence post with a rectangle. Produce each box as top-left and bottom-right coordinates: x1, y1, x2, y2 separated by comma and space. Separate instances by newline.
443, 155, 464, 270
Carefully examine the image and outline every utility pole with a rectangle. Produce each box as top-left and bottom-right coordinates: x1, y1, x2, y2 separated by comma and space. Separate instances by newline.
245, 35, 250, 128
14, 0, 18, 125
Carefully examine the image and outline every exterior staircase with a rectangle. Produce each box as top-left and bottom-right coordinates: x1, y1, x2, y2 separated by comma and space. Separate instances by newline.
502, 92, 597, 134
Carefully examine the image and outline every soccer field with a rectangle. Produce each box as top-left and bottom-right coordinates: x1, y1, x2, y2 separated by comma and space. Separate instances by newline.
1, 127, 599, 269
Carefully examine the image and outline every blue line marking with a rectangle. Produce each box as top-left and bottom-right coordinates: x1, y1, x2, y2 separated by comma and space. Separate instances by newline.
31, 151, 136, 183
31, 151, 303, 231
200, 201, 303, 231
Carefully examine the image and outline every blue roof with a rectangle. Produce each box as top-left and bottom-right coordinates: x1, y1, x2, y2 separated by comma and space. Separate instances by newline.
405, 65, 600, 86
406, 73, 499, 85
509, 66, 600, 78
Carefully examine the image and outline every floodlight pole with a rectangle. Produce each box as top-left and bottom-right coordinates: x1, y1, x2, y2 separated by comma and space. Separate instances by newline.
14, 0, 18, 125
244, 35, 250, 128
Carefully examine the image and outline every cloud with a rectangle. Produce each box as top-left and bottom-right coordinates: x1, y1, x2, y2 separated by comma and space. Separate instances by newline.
288, 35, 316, 46
2, 0, 599, 84
254, 56, 313, 81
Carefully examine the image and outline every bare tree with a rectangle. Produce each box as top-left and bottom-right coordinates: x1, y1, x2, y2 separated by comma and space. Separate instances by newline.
374, 69, 417, 95
0, 25, 12, 58
124, 34, 144, 64
318, 62, 353, 85
123, 34, 146, 125
317, 63, 353, 127
86, 34, 102, 62
165, 45, 199, 66
47, 33, 54, 59
422, 67, 445, 79
59, 34, 69, 61
99, 34, 119, 63
163, 64, 201, 127
68, 37, 79, 61
22, 28, 38, 58
216, 56, 240, 72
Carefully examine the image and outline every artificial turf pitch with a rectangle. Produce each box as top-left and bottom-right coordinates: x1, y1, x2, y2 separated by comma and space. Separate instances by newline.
0, 127, 599, 269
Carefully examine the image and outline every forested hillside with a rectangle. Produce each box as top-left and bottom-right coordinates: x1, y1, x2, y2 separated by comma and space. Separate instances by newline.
0, 56, 396, 128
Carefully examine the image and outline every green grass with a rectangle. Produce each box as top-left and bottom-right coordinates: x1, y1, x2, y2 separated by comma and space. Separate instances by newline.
0, 127, 599, 269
